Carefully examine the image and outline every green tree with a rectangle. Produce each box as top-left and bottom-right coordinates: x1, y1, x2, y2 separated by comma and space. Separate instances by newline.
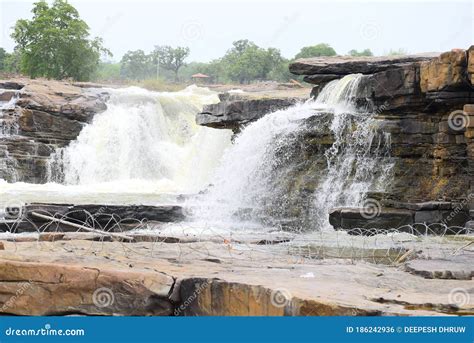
152, 46, 190, 82
294, 43, 336, 59
3, 50, 22, 74
11, 0, 110, 81
348, 49, 373, 57
0, 48, 6, 71
223, 41, 267, 83
94, 62, 121, 81
120, 50, 152, 80
219, 40, 289, 83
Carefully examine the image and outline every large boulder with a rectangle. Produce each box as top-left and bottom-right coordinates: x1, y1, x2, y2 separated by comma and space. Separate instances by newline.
196, 92, 302, 132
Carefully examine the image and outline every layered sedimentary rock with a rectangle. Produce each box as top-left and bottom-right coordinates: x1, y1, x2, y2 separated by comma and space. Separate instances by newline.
0, 79, 108, 183
294, 48, 474, 230
196, 89, 308, 133
0, 203, 185, 233
197, 47, 474, 231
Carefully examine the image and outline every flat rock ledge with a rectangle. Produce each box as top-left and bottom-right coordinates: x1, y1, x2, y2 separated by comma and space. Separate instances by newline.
0, 203, 185, 233
329, 202, 473, 233
196, 89, 309, 132
289, 53, 438, 77
0, 238, 472, 316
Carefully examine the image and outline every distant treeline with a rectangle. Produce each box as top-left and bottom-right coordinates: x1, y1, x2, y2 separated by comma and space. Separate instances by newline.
0, 0, 407, 84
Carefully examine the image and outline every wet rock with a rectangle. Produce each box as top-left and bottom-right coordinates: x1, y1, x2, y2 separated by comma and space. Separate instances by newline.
197, 95, 300, 132
329, 207, 414, 232
0, 78, 108, 183
329, 204, 471, 233
0, 80, 25, 90
0, 203, 185, 233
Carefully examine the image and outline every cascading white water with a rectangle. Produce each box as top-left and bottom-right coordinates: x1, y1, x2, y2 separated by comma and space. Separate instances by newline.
0, 91, 20, 183
193, 74, 394, 230
47, 85, 232, 195
0, 90, 19, 137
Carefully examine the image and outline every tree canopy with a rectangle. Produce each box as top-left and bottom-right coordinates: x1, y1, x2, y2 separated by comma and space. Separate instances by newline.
219, 40, 290, 83
294, 43, 337, 59
152, 46, 190, 81
11, 0, 109, 81
348, 49, 373, 57
120, 50, 152, 80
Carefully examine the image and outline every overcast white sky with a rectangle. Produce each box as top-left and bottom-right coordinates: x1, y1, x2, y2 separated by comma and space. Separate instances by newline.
1, 0, 472, 62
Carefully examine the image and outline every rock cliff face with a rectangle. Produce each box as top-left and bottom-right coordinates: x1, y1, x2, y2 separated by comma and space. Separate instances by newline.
198, 47, 474, 231
0, 79, 108, 183
293, 48, 474, 229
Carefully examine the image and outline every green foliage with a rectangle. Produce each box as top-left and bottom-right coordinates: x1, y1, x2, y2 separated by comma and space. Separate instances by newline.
93, 62, 121, 81
4, 50, 22, 74
348, 49, 373, 57
0, 48, 22, 74
219, 40, 291, 83
119, 46, 190, 82
294, 43, 336, 59
223, 40, 268, 83
11, 0, 110, 81
113, 40, 291, 85
120, 50, 152, 80
387, 48, 408, 56
0, 48, 6, 70
152, 46, 190, 81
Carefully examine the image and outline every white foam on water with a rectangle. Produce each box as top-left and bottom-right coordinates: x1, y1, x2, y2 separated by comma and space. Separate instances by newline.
1, 85, 232, 205
191, 74, 394, 230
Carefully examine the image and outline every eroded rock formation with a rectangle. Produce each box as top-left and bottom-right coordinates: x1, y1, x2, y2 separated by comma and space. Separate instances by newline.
0, 79, 108, 183
197, 47, 474, 231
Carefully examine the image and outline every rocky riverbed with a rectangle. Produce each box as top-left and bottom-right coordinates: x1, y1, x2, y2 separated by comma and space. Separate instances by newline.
0, 47, 473, 316
0, 231, 472, 316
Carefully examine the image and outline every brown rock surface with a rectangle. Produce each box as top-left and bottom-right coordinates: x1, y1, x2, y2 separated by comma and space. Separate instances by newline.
420, 49, 468, 92
0, 237, 472, 316
0, 78, 108, 183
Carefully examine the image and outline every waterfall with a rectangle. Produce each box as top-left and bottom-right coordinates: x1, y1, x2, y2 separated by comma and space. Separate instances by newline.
0, 91, 20, 182
0, 90, 19, 137
193, 74, 394, 230
47, 85, 232, 194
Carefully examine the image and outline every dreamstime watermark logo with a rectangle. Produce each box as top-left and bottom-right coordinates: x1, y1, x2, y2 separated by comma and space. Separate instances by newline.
92, 287, 115, 308
270, 288, 292, 308
359, 22, 380, 41
174, 280, 210, 316
447, 110, 470, 131
442, 193, 474, 226
448, 288, 470, 307
359, 198, 382, 219
1, 198, 25, 220
1, 280, 33, 312
180, 20, 204, 42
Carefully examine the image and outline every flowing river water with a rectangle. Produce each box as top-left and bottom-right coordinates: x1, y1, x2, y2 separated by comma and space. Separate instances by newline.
0, 76, 394, 232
